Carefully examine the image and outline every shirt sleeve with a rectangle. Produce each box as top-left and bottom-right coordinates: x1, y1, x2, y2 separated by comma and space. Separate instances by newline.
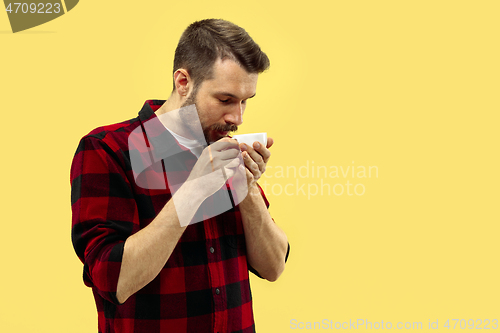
70, 135, 138, 305
247, 183, 290, 279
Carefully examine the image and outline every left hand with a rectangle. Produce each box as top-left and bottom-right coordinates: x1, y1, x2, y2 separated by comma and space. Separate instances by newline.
239, 137, 274, 189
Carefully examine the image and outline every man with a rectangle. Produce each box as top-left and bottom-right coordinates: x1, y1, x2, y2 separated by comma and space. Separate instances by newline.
71, 19, 289, 333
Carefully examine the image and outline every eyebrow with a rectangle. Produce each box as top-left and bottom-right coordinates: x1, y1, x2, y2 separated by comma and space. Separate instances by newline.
215, 92, 256, 100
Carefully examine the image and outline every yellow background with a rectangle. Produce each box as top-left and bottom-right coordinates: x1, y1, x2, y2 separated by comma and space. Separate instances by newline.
1, 1, 499, 332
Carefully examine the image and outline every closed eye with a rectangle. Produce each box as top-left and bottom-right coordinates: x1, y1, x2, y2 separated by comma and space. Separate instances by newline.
219, 99, 230, 103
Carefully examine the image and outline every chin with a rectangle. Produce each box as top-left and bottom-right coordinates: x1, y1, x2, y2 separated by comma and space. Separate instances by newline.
212, 136, 223, 143
211, 132, 225, 143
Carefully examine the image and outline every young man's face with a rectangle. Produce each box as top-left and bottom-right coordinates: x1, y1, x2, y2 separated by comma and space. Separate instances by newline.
183, 58, 258, 144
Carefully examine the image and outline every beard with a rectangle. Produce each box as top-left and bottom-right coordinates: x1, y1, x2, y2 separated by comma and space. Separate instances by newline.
180, 88, 238, 145
207, 121, 238, 144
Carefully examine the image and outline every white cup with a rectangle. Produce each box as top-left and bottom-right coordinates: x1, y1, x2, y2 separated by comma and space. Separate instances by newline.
231, 132, 267, 147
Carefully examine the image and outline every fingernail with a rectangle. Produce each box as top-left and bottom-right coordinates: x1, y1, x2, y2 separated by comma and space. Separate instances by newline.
254, 142, 260, 149
241, 144, 247, 151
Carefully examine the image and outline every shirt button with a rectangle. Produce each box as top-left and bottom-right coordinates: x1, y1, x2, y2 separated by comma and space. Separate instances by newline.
209, 247, 215, 253
215, 288, 220, 295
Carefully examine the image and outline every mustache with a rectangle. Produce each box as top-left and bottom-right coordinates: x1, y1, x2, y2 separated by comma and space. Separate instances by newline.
211, 123, 238, 133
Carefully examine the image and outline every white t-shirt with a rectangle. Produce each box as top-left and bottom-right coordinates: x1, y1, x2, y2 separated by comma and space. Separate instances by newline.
164, 127, 204, 158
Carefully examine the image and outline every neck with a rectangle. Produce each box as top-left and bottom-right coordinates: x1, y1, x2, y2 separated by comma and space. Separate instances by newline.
154, 93, 199, 141
155, 92, 182, 117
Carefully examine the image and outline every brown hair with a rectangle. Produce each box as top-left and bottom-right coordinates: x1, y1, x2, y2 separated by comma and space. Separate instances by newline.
173, 19, 270, 91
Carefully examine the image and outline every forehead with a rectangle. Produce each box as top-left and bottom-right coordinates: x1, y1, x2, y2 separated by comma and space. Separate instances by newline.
202, 58, 258, 97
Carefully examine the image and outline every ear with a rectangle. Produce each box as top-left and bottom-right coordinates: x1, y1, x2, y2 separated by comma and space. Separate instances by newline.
173, 69, 192, 97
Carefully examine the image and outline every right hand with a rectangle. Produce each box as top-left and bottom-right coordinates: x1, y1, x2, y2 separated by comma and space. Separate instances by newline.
186, 137, 242, 197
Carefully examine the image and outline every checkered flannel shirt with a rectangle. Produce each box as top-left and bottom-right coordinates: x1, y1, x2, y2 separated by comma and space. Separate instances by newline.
70, 100, 290, 333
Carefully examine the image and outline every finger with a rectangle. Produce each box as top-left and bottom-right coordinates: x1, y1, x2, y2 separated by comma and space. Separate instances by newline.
245, 166, 255, 184
242, 151, 262, 180
212, 138, 239, 151
216, 148, 241, 161
225, 156, 241, 169
266, 137, 274, 149
221, 156, 242, 175
215, 154, 242, 172
221, 136, 239, 144
224, 161, 247, 182
240, 143, 266, 173
252, 141, 271, 164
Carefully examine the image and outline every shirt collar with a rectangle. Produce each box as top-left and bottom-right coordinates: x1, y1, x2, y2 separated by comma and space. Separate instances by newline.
138, 100, 192, 161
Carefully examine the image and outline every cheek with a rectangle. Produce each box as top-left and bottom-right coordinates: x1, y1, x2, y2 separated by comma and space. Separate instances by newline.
204, 102, 225, 122
195, 101, 210, 123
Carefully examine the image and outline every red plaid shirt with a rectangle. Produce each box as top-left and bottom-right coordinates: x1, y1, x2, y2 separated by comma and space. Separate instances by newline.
70, 100, 289, 333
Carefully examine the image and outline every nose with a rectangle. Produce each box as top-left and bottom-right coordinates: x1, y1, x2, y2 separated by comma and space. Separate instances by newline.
224, 101, 245, 126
